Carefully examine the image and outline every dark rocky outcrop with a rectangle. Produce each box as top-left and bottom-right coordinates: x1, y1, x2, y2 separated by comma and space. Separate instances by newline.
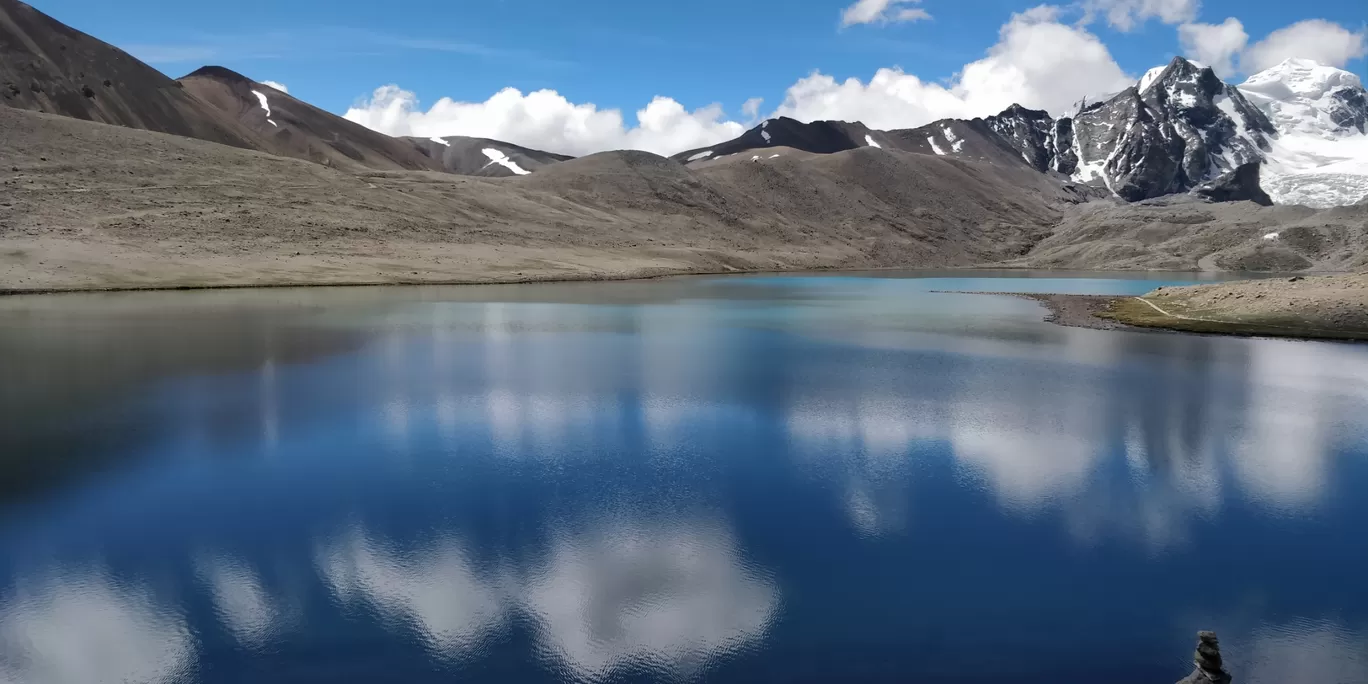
673, 117, 878, 163
983, 104, 1077, 174
1192, 162, 1274, 205
1177, 631, 1233, 684
1063, 58, 1275, 201
1328, 84, 1368, 133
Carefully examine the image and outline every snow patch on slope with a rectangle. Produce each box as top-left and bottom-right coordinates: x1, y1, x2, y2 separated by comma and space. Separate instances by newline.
430, 136, 450, 146
1073, 157, 1106, 183
480, 148, 530, 175
250, 89, 276, 127
941, 126, 964, 152
1138, 66, 1166, 94
687, 150, 714, 162
927, 137, 945, 155
864, 135, 881, 149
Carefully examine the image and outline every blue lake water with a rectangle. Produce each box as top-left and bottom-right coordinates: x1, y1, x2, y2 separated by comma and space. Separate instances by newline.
1, 271, 1367, 684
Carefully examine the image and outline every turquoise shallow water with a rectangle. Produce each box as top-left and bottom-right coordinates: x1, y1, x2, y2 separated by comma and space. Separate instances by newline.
1, 272, 1365, 684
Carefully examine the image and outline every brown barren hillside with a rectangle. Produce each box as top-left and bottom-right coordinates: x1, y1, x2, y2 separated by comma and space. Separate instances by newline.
0, 0, 255, 148
177, 66, 446, 172
1, 105, 1077, 292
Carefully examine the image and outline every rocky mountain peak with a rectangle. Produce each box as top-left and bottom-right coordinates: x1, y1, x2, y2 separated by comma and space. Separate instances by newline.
671, 116, 877, 163
984, 103, 1068, 172
995, 103, 1051, 121
180, 65, 255, 84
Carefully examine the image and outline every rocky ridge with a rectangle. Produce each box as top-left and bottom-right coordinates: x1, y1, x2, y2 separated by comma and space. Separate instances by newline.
680, 57, 1368, 208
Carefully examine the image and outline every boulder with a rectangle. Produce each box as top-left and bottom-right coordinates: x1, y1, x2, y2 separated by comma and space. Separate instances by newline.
1176, 631, 1233, 684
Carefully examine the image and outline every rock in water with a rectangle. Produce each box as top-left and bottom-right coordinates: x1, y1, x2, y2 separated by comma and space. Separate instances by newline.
1177, 631, 1233, 684
1192, 162, 1274, 206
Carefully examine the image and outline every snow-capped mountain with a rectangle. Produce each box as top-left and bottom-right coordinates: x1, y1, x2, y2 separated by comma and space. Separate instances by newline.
974, 57, 1277, 201
1238, 58, 1368, 207
680, 56, 1365, 205
901, 57, 1368, 207
1241, 59, 1367, 135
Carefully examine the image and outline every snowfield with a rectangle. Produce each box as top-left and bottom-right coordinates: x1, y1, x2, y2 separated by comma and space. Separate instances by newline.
1238, 58, 1368, 207
250, 89, 277, 127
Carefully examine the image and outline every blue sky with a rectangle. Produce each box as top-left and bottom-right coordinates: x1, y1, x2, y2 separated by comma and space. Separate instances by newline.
28, 0, 1368, 155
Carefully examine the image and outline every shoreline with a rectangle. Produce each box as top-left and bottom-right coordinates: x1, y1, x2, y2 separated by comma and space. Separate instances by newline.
8, 260, 1365, 343
1005, 293, 1148, 333
0, 263, 1245, 299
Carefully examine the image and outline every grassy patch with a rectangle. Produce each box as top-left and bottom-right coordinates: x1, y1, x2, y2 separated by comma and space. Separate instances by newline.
1099, 296, 1368, 342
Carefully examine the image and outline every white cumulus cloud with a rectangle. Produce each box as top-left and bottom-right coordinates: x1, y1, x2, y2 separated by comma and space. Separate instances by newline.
344, 5, 1133, 156
775, 5, 1131, 127
1240, 19, 1368, 73
259, 80, 288, 94
1084, 0, 1200, 31
840, 0, 932, 27
343, 86, 745, 157
741, 97, 764, 122
343, 7, 1367, 158
1178, 18, 1248, 76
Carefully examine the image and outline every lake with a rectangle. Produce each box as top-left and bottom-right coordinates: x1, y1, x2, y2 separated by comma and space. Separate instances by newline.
2, 271, 1366, 684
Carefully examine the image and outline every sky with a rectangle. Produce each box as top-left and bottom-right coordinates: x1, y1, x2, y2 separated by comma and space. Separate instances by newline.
32, 0, 1368, 156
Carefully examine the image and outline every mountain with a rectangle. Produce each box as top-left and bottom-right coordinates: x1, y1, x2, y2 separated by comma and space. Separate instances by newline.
179, 66, 444, 172
179, 68, 573, 176
1239, 58, 1368, 208
3, 104, 1087, 292
0, 0, 254, 148
979, 104, 1076, 172
673, 59, 1298, 204
860, 57, 1366, 207
674, 114, 1062, 179
3, 0, 566, 177
407, 136, 573, 177
884, 112, 1055, 169
983, 57, 1277, 202
673, 117, 885, 163
1241, 58, 1367, 137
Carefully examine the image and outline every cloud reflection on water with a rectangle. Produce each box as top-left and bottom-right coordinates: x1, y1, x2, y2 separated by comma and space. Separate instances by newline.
0, 568, 195, 684
316, 528, 507, 659
776, 329, 1368, 545
313, 517, 778, 681
523, 519, 778, 681
194, 553, 292, 650
1230, 339, 1368, 510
